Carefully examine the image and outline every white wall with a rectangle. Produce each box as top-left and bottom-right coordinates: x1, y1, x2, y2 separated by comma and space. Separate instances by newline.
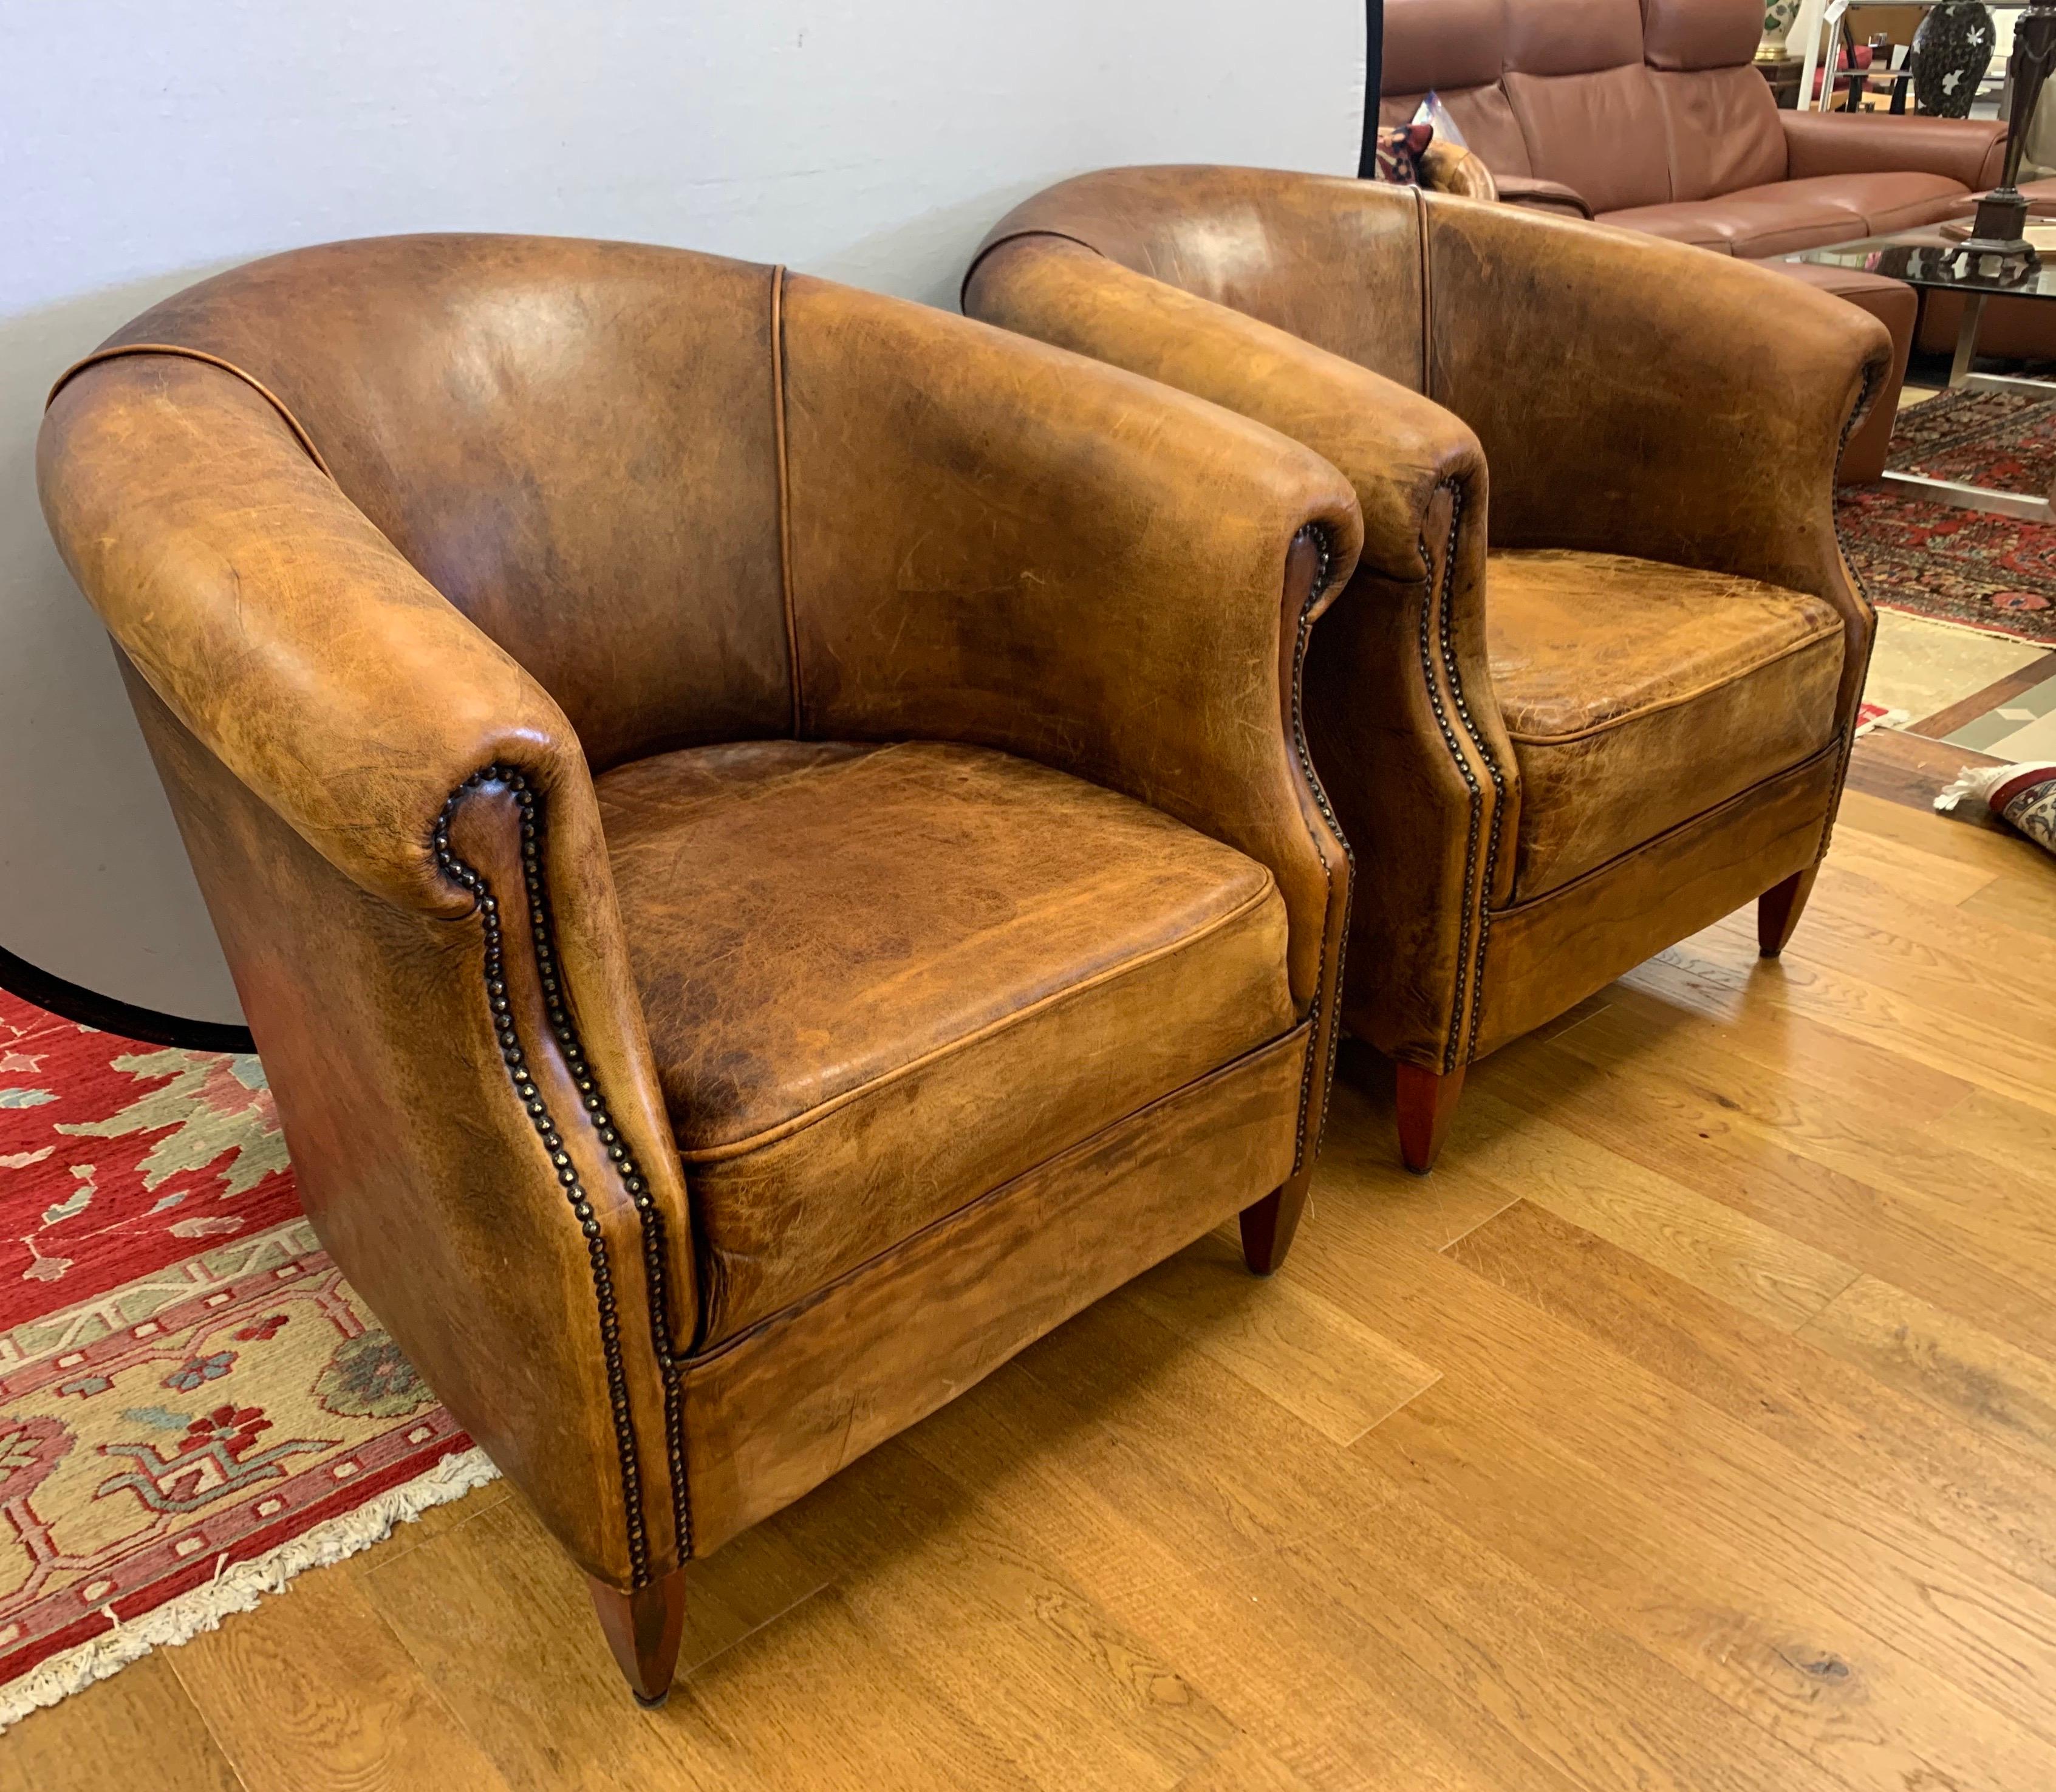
0, 1, 1365, 1025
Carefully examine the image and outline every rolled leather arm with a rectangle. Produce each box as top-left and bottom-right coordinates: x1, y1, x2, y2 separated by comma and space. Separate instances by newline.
782, 272, 1365, 1020
1781, 110, 2009, 189
40, 352, 697, 1584
40, 354, 576, 917
964, 236, 1520, 1069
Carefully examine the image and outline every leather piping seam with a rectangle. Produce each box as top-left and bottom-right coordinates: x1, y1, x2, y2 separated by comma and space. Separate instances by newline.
676, 872, 1286, 1165
46, 344, 335, 480
1499, 626, 1846, 745
771, 266, 803, 736
1285, 522, 1348, 1172
958, 227, 1107, 309
434, 764, 692, 1577
1822, 356, 1885, 860
1486, 736, 1846, 916
1415, 190, 1433, 397
1415, 479, 1485, 1076
681, 1022, 1314, 1366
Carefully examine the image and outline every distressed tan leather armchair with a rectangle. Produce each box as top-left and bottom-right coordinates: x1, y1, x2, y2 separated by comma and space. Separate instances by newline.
966, 170, 1890, 1171
37, 234, 1363, 1703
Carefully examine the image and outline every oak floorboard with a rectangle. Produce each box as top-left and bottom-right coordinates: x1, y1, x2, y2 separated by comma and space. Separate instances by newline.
166, 1571, 510, 1792
1476, 1016, 2056, 1363
1290, 1211, 2056, 1748
1446, 1200, 2056, 1595
1518, 991, 2056, 1290
1124, 1236, 1440, 1445
0, 1653, 244, 1792
1356, 1383, 2056, 1792
1799, 1274, 2056, 1469
1821, 821, 2000, 906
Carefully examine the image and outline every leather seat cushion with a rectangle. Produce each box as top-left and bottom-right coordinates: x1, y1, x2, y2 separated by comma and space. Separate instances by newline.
596, 739, 1296, 1344
1600, 172, 1966, 257
1487, 550, 1845, 898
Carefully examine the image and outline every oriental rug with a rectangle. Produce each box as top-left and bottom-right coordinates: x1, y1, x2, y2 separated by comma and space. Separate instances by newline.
0, 988, 494, 1730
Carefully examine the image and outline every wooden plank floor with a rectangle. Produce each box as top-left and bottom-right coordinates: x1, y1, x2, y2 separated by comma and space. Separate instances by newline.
8, 735, 2056, 1792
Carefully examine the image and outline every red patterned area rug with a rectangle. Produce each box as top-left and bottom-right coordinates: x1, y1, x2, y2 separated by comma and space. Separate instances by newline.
0, 989, 494, 1729
1837, 388, 2056, 646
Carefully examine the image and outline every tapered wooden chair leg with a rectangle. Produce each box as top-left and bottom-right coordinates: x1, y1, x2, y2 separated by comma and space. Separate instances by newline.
1395, 1060, 1466, 1175
1240, 1166, 1313, 1276
589, 1569, 688, 1708
1757, 866, 1819, 958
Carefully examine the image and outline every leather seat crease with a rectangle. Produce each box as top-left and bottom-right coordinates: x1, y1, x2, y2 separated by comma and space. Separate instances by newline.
596, 739, 1297, 1344
1486, 550, 1845, 900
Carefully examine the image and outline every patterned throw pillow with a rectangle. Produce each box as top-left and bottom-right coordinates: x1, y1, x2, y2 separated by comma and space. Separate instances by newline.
1937, 761, 2056, 856
1375, 121, 1435, 186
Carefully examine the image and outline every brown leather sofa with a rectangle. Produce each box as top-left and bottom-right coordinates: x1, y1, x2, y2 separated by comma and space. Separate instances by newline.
966, 169, 1890, 1172
37, 234, 1365, 1703
1381, 0, 2018, 476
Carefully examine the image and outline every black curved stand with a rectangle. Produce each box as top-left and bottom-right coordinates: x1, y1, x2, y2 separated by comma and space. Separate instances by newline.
0, 940, 254, 1053
1358, 0, 1386, 178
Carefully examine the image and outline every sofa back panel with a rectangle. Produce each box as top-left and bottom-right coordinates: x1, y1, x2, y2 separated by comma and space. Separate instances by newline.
1382, 85, 1537, 176
1504, 64, 1673, 212
1503, 0, 1647, 75
1656, 67, 1789, 197
1641, 0, 1763, 69
1384, 0, 1508, 94
98, 237, 794, 771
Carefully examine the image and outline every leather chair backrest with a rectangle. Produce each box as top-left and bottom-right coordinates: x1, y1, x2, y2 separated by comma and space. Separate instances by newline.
974, 166, 1429, 392
1382, 0, 1788, 209
84, 236, 793, 773
1642, 0, 1789, 197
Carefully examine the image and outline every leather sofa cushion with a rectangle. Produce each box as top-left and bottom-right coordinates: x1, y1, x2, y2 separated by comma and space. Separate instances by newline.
1487, 550, 1845, 898
1385, 0, 1507, 94
1600, 171, 1966, 256
1505, 65, 1673, 214
1503, 0, 1644, 74
1640, 0, 1763, 69
596, 738, 1296, 1344
1653, 67, 1786, 200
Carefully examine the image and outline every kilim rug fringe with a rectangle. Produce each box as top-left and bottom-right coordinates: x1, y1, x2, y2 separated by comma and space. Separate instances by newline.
0, 1443, 497, 1732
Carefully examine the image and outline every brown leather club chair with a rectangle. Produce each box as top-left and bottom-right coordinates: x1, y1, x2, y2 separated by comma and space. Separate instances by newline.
965, 170, 1890, 1171
36, 234, 1364, 1703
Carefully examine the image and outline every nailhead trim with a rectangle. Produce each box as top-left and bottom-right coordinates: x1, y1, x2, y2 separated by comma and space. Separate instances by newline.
1415, 483, 1484, 1076
1432, 484, 1507, 1068
434, 764, 692, 1584
1287, 523, 1350, 1171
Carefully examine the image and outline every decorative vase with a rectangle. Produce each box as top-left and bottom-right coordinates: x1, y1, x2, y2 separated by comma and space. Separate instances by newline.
1760, 0, 1802, 56
1913, 1, 1996, 118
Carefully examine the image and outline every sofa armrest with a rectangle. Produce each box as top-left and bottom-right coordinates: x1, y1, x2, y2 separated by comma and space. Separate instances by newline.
1493, 176, 1596, 219
965, 234, 1522, 1070
1421, 142, 1501, 203
41, 351, 698, 1583
1781, 110, 2008, 190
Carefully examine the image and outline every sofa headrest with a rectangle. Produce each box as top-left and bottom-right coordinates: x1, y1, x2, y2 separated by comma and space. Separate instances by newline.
1503, 0, 1645, 75
1640, 0, 1763, 70
1382, 0, 1507, 96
